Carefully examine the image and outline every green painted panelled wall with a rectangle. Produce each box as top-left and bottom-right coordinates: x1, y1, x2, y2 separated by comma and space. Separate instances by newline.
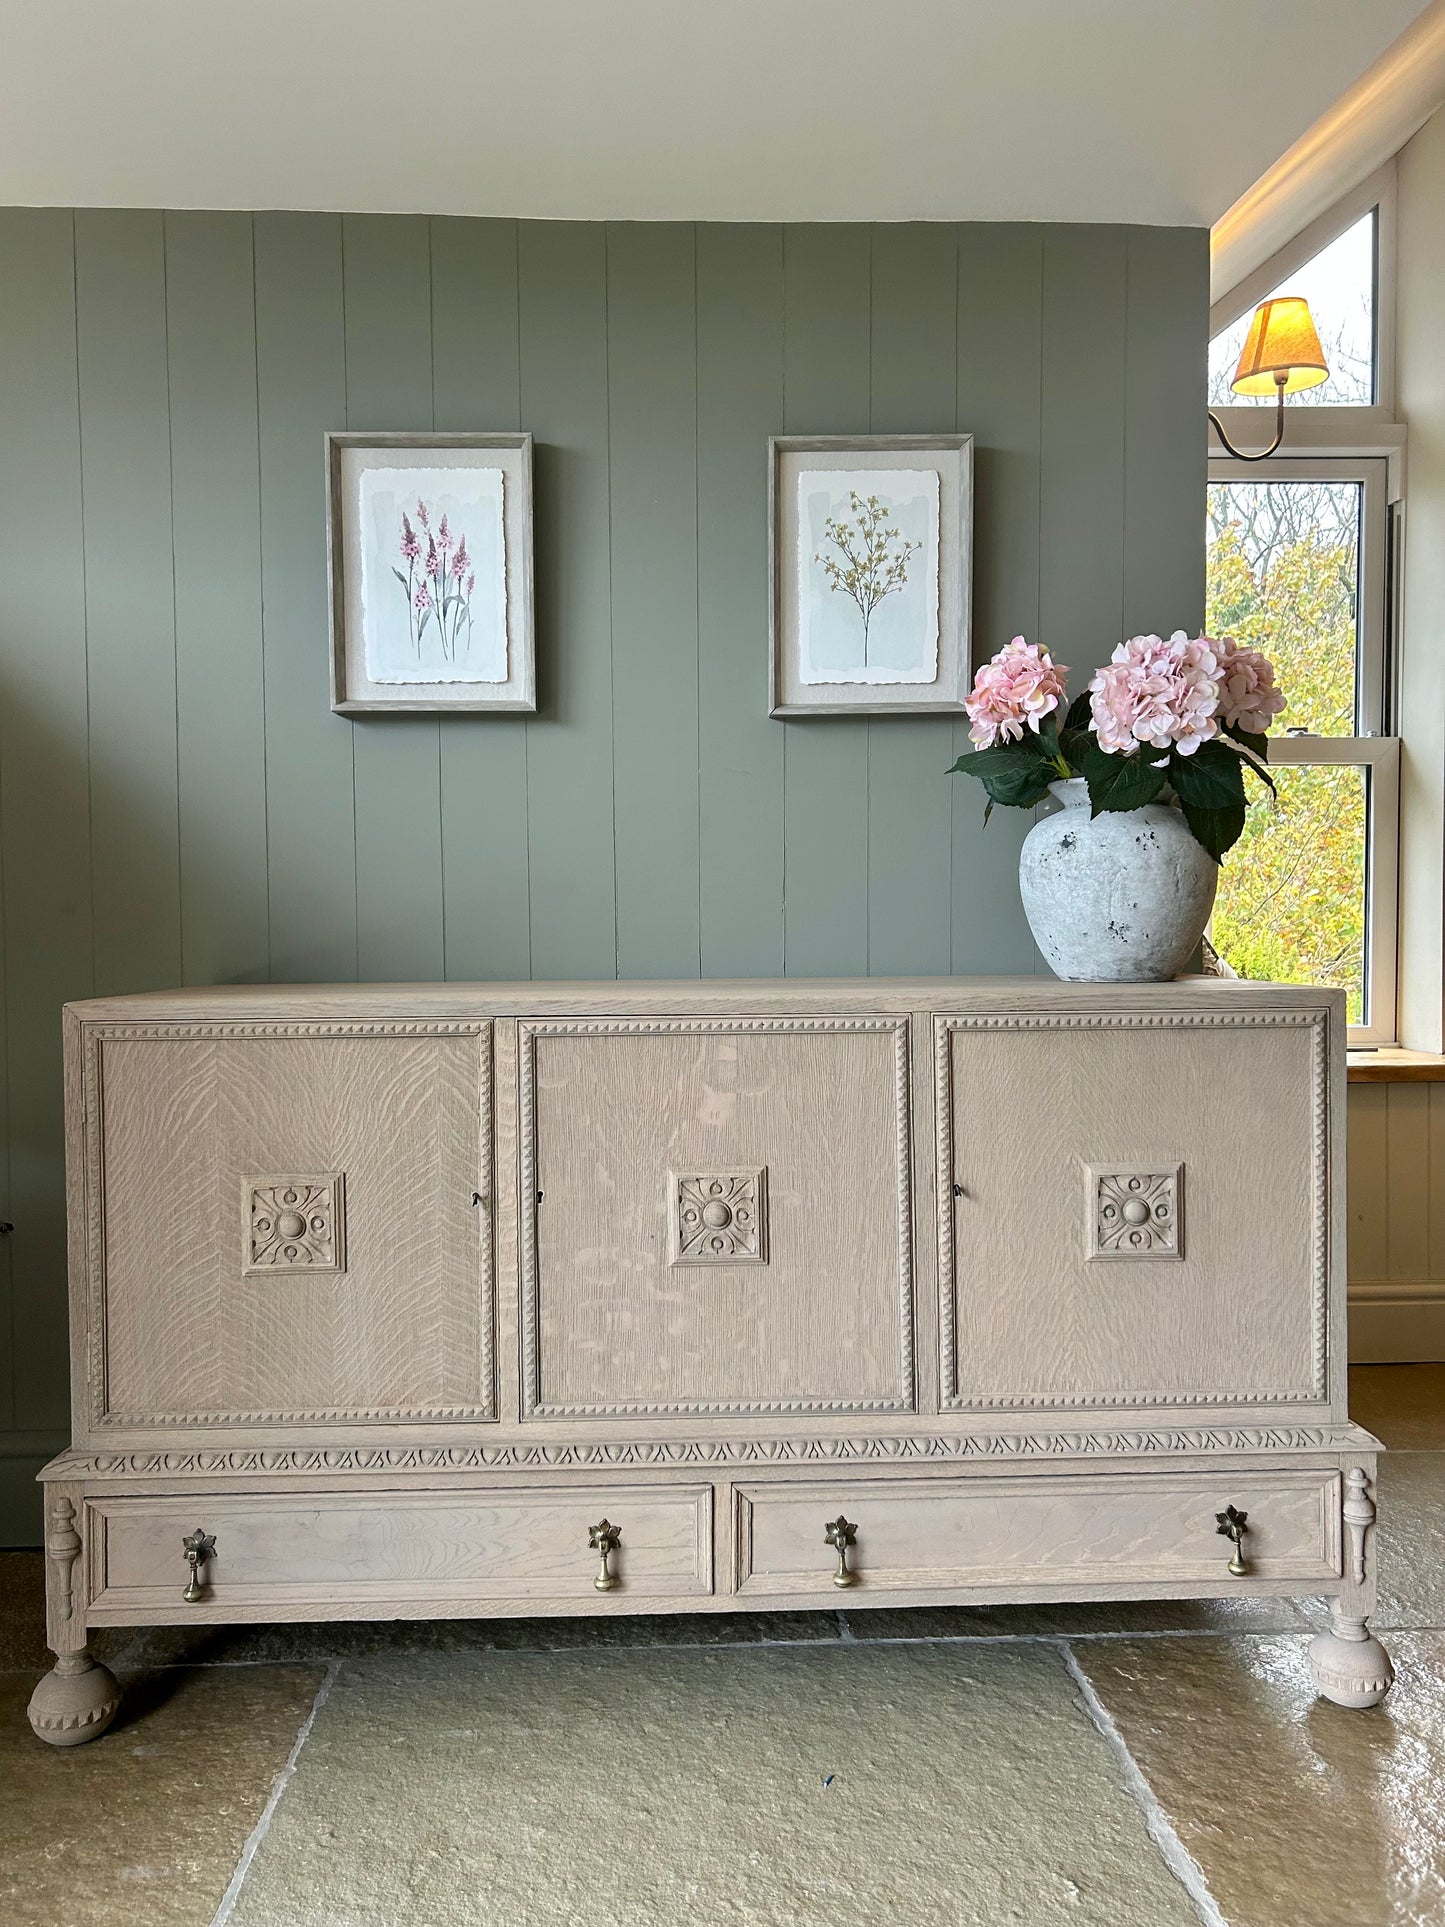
0, 211, 1207, 1537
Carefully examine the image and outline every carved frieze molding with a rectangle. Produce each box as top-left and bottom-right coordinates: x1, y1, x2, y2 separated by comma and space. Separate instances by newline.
934, 1008, 1330, 1410
86, 1021, 491, 1042
517, 1015, 914, 1419
51, 1423, 1361, 1482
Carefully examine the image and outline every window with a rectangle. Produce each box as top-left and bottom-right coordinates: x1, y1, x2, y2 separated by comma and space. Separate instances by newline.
1205, 456, 1397, 1041
1206, 173, 1400, 1046
1209, 210, 1376, 408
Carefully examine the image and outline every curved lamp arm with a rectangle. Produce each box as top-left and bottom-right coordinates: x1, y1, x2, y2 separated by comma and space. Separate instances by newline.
1207, 384, 1287, 462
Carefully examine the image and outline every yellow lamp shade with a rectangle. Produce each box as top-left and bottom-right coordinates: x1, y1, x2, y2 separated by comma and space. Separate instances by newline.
1231, 295, 1329, 397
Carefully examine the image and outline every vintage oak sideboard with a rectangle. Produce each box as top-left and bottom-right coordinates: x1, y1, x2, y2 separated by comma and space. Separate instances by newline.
28, 977, 1392, 1742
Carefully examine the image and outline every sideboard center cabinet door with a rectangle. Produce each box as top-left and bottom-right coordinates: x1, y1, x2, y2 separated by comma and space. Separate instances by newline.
86, 1023, 493, 1427
937, 1010, 1328, 1412
519, 1017, 915, 1418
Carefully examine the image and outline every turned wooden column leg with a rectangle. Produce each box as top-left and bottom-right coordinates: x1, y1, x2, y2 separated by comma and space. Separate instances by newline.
27, 1484, 121, 1748
1307, 1464, 1394, 1710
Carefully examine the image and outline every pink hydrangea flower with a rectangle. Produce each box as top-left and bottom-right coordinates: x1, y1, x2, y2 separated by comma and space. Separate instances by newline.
964, 637, 1068, 748
1214, 635, 1285, 736
1089, 631, 1221, 757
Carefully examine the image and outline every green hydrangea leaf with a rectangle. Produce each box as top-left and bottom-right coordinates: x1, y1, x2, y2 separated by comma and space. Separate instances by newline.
1178, 798, 1246, 861
1079, 743, 1168, 815
1167, 739, 1248, 811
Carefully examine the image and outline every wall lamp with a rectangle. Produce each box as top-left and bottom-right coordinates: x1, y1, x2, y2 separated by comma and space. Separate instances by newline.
1207, 296, 1329, 461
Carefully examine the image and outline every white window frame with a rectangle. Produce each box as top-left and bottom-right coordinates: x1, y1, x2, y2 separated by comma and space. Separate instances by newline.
1206, 453, 1399, 1046
1208, 171, 1404, 1048
1210, 160, 1397, 417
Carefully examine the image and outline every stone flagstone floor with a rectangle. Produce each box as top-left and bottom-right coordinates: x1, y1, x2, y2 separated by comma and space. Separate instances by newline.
2, 1365, 1444, 1927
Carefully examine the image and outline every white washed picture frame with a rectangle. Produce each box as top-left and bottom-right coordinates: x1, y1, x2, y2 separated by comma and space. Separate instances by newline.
769, 434, 973, 716
328, 431, 536, 714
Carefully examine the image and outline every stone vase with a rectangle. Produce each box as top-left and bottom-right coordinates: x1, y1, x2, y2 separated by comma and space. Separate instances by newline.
1019, 778, 1218, 983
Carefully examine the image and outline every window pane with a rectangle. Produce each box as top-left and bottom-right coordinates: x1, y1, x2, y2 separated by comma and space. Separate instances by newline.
1209, 210, 1375, 406
1206, 478, 1361, 733
1211, 764, 1368, 1026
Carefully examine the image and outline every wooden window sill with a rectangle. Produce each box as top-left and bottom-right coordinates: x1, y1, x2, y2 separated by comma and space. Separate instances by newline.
1348, 1048, 1445, 1082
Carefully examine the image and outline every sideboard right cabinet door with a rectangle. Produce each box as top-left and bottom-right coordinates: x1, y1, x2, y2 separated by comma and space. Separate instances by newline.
937, 1009, 1329, 1413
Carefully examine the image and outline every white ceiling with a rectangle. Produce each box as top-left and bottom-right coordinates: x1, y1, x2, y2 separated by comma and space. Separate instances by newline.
0, 1, 1431, 224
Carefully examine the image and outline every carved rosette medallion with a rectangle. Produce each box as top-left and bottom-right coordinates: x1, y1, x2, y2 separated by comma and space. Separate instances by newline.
1086, 1163, 1183, 1262
670, 1168, 767, 1266
245, 1176, 346, 1275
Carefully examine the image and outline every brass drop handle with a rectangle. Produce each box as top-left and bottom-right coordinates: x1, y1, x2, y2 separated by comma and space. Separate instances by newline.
182, 1528, 216, 1603
589, 1519, 621, 1592
1215, 1505, 1249, 1576
824, 1515, 859, 1589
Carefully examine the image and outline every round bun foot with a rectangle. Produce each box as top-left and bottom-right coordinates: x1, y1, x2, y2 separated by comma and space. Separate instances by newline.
27, 1654, 122, 1747
1308, 1623, 1394, 1709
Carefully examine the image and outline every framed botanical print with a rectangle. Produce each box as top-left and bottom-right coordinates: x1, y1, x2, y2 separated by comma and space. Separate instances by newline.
327, 431, 535, 714
769, 434, 973, 716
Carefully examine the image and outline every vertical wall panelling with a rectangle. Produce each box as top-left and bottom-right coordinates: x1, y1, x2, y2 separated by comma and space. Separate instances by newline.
695, 226, 786, 977
951, 225, 1046, 973
254, 213, 356, 980
1385, 1081, 1431, 1282
1123, 225, 1208, 635
518, 223, 618, 979
607, 224, 702, 977
0, 211, 1221, 1532
1040, 226, 1128, 672
75, 210, 183, 997
164, 212, 269, 987
867, 225, 958, 977
781, 225, 872, 975
0, 211, 91, 1455
342, 215, 446, 982
1347, 1081, 1445, 1362
1346, 1082, 1390, 1282
430, 217, 531, 982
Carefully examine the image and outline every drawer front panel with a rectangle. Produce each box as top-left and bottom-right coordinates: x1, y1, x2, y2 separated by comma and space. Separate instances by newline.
89, 1024, 493, 1427
937, 1012, 1328, 1410
735, 1471, 1341, 1594
520, 1017, 914, 1418
90, 1485, 712, 1610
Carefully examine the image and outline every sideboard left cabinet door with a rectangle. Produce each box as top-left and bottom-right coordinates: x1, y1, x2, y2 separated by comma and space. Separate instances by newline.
518, 1016, 915, 1419
81, 1022, 494, 1429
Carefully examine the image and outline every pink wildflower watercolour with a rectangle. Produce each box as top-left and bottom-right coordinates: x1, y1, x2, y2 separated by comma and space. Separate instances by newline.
327, 432, 535, 715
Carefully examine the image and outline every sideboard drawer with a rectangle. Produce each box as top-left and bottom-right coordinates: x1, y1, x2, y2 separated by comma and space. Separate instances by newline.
734, 1471, 1342, 1595
87, 1485, 713, 1614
